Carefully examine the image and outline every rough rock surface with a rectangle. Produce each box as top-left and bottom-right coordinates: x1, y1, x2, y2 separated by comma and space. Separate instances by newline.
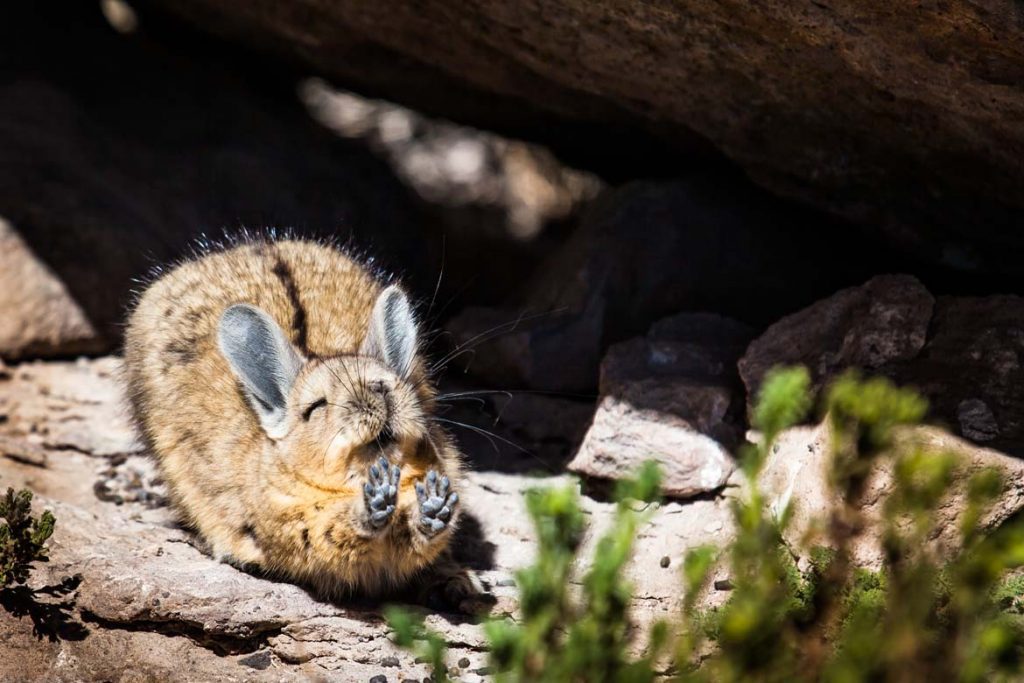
147, 0, 1024, 270
897, 295, 1024, 455
0, 357, 735, 681
569, 313, 754, 498
740, 276, 1024, 454
449, 180, 882, 393
739, 274, 935, 401
759, 421, 1024, 570
0, 219, 103, 360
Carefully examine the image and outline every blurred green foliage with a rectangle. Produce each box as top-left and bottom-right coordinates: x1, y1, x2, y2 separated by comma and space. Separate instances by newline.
0, 487, 55, 588
389, 368, 1024, 682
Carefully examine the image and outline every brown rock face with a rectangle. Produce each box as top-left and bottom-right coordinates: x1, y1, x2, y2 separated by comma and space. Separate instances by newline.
146, 0, 1024, 270
569, 313, 754, 497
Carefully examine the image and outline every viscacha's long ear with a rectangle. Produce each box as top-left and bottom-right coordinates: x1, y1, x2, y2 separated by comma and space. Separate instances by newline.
361, 285, 417, 379
218, 304, 303, 438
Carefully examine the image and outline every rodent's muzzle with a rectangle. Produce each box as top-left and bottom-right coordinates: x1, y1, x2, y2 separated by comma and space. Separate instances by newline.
323, 383, 398, 469
361, 381, 394, 444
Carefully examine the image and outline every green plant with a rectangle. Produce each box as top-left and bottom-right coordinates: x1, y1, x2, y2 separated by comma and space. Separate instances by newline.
685, 369, 1024, 682
0, 487, 56, 588
389, 368, 1024, 682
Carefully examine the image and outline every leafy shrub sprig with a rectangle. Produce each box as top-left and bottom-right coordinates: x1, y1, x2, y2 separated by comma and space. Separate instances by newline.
1, 487, 56, 588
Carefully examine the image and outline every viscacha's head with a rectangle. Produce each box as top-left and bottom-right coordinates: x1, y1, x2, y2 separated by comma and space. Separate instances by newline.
216, 285, 436, 483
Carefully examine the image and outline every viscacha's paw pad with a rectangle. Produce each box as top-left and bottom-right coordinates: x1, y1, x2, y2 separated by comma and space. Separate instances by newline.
363, 456, 399, 529
415, 470, 458, 536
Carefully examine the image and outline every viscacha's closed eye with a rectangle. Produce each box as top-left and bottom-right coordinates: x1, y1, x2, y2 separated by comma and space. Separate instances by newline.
302, 397, 327, 421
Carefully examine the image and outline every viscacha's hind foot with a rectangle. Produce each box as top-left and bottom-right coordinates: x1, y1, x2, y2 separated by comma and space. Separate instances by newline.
363, 456, 399, 529
415, 470, 458, 536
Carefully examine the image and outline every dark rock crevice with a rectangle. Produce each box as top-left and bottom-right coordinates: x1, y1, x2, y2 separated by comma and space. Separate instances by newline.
79, 609, 285, 656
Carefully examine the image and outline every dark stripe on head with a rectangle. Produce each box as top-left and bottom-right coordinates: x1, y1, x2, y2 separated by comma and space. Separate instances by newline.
270, 253, 310, 354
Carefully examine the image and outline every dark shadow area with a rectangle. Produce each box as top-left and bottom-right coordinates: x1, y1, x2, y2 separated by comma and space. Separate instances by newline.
578, 474, 728, 505
435, 382, 595, 475
447, 512, 497, 572
0, 575, 88, 642
345, 512, 499, 617
80, 608, 275, 656
0, 2, 433, 350
130, 0, 732, 188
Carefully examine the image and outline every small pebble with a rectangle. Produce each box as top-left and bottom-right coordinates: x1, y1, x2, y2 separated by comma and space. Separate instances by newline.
380, 656, 400, 668
458, 657, 471, 668
368, 675, 387, 683
237, 650, 272, 670
659, 555, 671, 568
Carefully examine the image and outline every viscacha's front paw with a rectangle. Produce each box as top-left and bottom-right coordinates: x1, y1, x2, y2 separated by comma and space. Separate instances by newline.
415, 470, 458, 536
363, 456, 400, 529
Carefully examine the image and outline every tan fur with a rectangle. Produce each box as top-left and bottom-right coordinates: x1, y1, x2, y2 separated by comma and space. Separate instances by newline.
124, 239, 463, 596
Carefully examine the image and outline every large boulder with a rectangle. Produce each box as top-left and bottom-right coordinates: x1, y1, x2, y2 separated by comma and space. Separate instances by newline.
897, 295, 1024, 454
145, 0, 1024, 272
569, 313, 754, 498
738, 274, 934, 400
740, 276, 1024, 454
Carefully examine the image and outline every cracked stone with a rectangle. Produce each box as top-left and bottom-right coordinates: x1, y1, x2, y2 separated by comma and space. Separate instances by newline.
739, 274, 934, 410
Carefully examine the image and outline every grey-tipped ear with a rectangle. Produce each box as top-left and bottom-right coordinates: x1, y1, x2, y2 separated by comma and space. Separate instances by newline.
218, 304, 303, 438
361, 285, 417, 378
